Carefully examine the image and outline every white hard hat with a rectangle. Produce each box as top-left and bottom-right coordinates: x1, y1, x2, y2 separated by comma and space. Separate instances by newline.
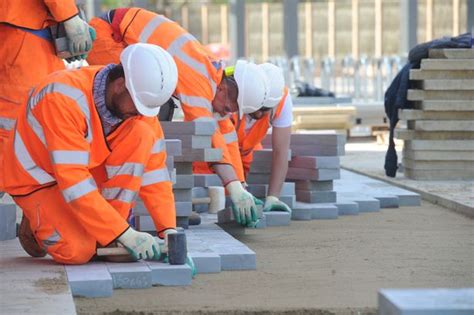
233, 60, 269, 119
120, 43, 178, 117
259, 63, 285, 109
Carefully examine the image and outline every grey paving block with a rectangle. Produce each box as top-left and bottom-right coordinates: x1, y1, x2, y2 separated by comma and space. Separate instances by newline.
290, 145, 345, 157
265, 212, 291, 226
289, 156, 340, 169
174, 148, 223, 162
192, 187, 208, 198
135, 215, 155, 233
247, 184, 268, 198
194, 174, 222, 187
280, 182, 296, 196
279, 195, 296, 208
295, 190, 337, 203
374, 195, 399, 208
291, 208, 312, 220
429, 48, 474, 59
407, 89, 474, 101
164, 139, 182, 156
166, 156, 174, 170
397, 193, 422, 207
399, 109, 474, 121
249, 161, 273, 174
0, 204, 16, 241
410, 68, 474, 80
165, 135, 211, 149
176, 216, 189, 229
188, 252, 221, 273
255, 215, 267, 228
161, 120, 217, 136
413, 99, 474, 111
146, 261, 192, 286
407, 120, 474, 132
175, 202, 193, 217
65, 262, 113, 297
353, 198, 380, 212
217, 207, 234, 224
286, 168, 340, 181
211, 246, 256, 270
420, 79, 474, 91
173, 188, 192, 202
420, 58, 474, 70
253, 149, 292, 161
293, 180, 334, 191
378, 288, 474, 315
335, 201, 359, 215
293, 202, 338, 219
175, 162, 193, 174
106, 262, 152, 289
396, 129, 474, 141
263, 133, 346, 146
173, 175, 195, 189
246, 173, 271, 184
402, 148, 474, 160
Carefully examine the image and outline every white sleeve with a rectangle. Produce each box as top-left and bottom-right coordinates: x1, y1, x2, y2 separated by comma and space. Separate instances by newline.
271, 94, 293, 128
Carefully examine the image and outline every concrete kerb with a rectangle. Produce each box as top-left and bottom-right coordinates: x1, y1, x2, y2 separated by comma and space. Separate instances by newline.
341, 166, 474, 219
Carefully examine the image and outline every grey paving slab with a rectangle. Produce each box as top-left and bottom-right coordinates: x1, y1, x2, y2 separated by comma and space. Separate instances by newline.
404, 167, 474, 180
173, 175, 195, 189
247, 173, 271, 184
378, 288, 474, 315
247, 184, 268, 198
279, 195, 296, 208
295, 190, 337, 203
399, 109, 474, 121
410, 68, 474, 80
253, 149, 292, 161
188, 252, 221, 273
106, 262, 152, 289
286, 168, 341, 181
265, 212, 291, 226
293, 202, 339, 219
65, 262, 113, 297
0, 239, 76, 314
407, 89, 474, 101
174, 148, 222, 162
281, 182, 296, 195
0, 203, 16, 240
291, 208, 312, 220
164, 139, 182, 156
293, 180, 334, 191
421, 79, 474, 90
407, 120, 474, 132
374, 195, 400, 208
289, 156, 340, 169
263, 133, 346, 146
175, 162, 193, 174
248, 161, 273, 174
396, 129, 474, 141
176, 216, 190, 229
146, 261, 192, 286
420, 58, 474, 70
164, 135, 212, 149
428, 48, 474, 59
194, 174, 222, 187
413, 99, 474, 111
402, 148, 474, 160
335, 201, 359, 215
161, 120, 217, 136
290, 145, 345, 157
173, 188, 192, 201
175, 202, 193, 217
211, 246, 256, 270
166, 155, 174, 170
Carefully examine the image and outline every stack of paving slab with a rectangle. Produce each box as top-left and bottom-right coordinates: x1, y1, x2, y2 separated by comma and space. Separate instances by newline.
162, 120, 222, 228
262, 133, 344, 220
64, 213, 256, 297
245, 149, 294, 226
396, 48, 474, 180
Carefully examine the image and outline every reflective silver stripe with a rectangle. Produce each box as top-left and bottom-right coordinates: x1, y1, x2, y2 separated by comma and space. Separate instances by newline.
27, 83, 93, 143
14, 130, 54, 184
62, 177, 97, 203
223, 131, 238, 144
102, 187, 137, 203
139, 15, 171, 43
141, 167, 170, 186
42, 230, 61, 247
151, 139, 166, 154
105, 162, 144, 179
0, 117, 15, 131
178, 94, 212, 111
51, 150, 89, 165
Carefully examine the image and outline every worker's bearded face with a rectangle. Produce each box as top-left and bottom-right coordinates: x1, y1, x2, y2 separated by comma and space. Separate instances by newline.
212, 77, 239, 117
110, 89, 138, 120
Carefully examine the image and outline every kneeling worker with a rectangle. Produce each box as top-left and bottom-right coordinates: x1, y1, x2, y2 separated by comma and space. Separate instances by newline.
3, 43, 182, 265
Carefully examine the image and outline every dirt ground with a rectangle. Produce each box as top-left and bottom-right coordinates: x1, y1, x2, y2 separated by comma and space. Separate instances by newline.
75, 200, 474, 315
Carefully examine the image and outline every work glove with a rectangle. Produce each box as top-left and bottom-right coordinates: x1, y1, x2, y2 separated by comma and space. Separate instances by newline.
64, 15, 94, 57
226, 181, 258, 227
65, 27, 96, 63
117, 227, 161, 260
263, 196, 292, 214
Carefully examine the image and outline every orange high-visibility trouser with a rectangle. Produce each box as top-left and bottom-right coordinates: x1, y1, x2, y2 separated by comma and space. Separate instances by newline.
0, 24, 65, 191
13, 119, 158, 264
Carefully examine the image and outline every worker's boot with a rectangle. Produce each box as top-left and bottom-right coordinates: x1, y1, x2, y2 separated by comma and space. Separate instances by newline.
18, 216, 47, 258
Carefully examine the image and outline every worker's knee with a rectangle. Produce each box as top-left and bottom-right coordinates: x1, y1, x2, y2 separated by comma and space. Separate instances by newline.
48, 239, 96, 265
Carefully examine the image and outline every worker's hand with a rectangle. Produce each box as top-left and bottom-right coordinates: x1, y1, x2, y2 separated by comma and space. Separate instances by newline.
263, 196, 292, 214
226, 181, 258, 227
64, 15, 94, 56
162, 228, 178, 254
117, 227, 161, 260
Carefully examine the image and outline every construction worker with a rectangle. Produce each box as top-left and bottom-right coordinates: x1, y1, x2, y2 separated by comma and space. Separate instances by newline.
231, 63, 293, 213
0, 0, 94, 191
87, 8, 270, 227
3, 43, 182, 265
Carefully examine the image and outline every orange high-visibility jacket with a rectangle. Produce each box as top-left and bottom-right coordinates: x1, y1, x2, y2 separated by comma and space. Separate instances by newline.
87, 8, 244, 178
0, 0, 78, 30
3, 66, 176, 245
232, 88, 289, 175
